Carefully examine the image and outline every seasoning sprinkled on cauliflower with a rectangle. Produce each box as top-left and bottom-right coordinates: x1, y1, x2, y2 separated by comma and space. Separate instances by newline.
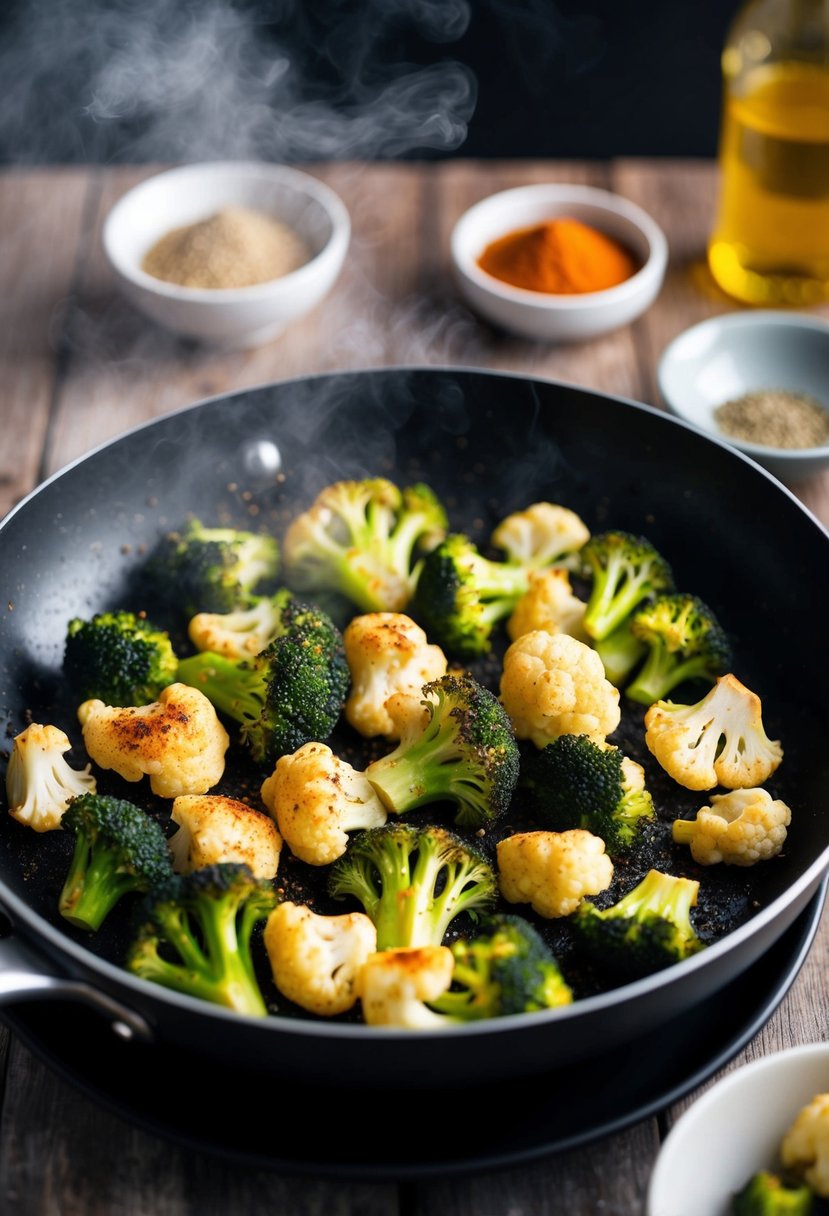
781, 1092, 829, 1198
4, 723, 97, 832
168, 794, 282, 879
343, 612, 447, 740
260, 741, 387, 866
77, 683, 229, 799
644, 673, 783, 791
506, 568, 589, 644
496, 829, 614, 918
264, 901, 377, 1017
492, 502, 590, 568
672, 788, 791, 866
356, 945, 455, 1028
499, 630, 621, 747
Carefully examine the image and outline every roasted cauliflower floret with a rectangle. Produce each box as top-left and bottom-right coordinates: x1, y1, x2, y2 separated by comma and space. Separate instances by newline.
260, 741, 387, 866
77, 683, 229, 799
264, 901, 377, 1017
499, 630, 621, 747
492, 502, 590, 568
168, 794, 282, 879
343, 612, 447, 740
781, 1092, 829, 1198
356, 945, 455, 1028
506, 568, 589, 644
4, 723, 97, 832
496, 829, 614, 918
644, 673, 783, 791
672, 787, 791, 866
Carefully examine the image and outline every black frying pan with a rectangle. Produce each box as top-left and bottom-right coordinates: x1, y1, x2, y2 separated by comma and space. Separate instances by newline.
0, 367, 827, 1088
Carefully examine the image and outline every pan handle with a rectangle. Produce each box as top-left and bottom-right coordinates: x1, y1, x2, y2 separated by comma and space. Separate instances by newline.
0, 931, 154, 1043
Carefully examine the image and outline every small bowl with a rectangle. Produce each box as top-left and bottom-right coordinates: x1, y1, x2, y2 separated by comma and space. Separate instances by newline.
450, 182, 668, 342
647, 1043, 829, 1216
102, 161, 351, 349
658, 311, 829, 483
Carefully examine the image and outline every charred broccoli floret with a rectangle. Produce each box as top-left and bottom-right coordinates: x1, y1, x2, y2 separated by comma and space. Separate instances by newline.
126, 862, 277, 1016
522, 733, 656, 854
328, 822, 497, 950
364, 673, 519, 829
732, 1171, 815, 1215
59, 793, 173, 932
580, 530, 675, 642
176, 593, 349, 765
146, 517, 280, 617
572, 868, 703, 981
624, 592, 733, 705
412, 533, 532, 658
282, 478, 448, 614
64, 610, 178, 706
429, 913, 573, 1019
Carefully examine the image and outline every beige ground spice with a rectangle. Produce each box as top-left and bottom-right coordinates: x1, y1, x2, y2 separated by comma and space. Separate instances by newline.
142, 206, 311, 289
714, 388, 829, 449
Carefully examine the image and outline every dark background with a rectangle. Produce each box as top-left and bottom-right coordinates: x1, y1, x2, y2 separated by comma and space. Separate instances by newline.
0, 0, 745, 164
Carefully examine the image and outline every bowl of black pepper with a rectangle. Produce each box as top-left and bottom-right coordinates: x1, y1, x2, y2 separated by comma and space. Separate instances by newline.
657, 310, 829, 483
102, 162, 351, 349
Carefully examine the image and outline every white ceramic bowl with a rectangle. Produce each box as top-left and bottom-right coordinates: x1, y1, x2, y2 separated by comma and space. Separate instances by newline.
658, 311, 829, 483
450, 182, 668, 342
647, 1043, 829, 1216
102, 161, 351, 349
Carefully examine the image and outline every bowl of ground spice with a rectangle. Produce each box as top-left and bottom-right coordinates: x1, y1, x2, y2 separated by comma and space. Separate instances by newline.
103, 162, 350, 348
450, 182, 668, 342
658, 311, 829, 483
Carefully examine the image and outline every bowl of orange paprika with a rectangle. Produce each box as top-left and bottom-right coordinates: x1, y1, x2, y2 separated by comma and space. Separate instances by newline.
450, 182, 667, 342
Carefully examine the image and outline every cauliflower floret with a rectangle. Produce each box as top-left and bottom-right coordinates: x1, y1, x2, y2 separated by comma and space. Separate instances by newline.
356, 945, 454, 1028
4, 723, 96, 832
188, 597, 280, 659
168, 794, 282, 878
382, 690, 432, 739
264, 901, 377, 1017
672, 787, 791, 866
260, 741, 387, 865
506, 568, 589, 644
499, 630, 621, 747
77, 682, 229, 799
492, 502, 590, 568
781, 1092, 829, 1198
343, 612, 447, 740
644, 673, 783, 791
497, 829, 614, 918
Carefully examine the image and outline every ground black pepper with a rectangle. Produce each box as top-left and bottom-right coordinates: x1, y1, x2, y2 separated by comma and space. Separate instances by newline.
714, 388, 829, 449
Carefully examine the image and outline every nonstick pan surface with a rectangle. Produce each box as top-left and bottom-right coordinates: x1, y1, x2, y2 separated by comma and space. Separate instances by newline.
0, 366, 827, 1088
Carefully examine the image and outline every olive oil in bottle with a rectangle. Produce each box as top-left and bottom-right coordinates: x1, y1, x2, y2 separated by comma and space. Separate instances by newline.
708, 0, 829, 305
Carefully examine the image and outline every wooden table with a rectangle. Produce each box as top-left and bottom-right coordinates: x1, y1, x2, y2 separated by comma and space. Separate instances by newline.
0, 160, 827, 1215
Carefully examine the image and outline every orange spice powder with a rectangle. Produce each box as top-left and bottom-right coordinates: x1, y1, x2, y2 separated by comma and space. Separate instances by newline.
477, 217, 639, 294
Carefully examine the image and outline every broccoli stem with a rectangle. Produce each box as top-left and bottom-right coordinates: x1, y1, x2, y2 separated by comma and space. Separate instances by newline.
626, 650, 717, 705
59, 837, 140, 931
175, 653, 263, 724
585, 551, 653, 639
367, 717, 466, 815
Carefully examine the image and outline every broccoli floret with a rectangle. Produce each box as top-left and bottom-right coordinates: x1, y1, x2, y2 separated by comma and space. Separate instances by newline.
328, 822, 497, 951
64, 610, 178, 706
429, 914, 573, 1020
146, 517, 280, 617
580, 530, 675, 642
59, 793, 173, 931
733, 1171, 814, 1215
411, 533, 531, 658
625, 592, 733, 705
572, 868, 703, 981
125, 862, 277, 1016
593, 619, 647, 688
522, 733, 656, 854
282, 479, 448, 614
364, 673, 520, 830
176, 593, 349, 765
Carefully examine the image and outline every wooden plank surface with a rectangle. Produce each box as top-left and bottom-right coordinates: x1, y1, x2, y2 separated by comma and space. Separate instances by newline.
0, 160, 827, 1216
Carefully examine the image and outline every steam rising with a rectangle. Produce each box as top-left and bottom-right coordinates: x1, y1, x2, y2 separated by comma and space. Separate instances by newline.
1, 0, 476, 163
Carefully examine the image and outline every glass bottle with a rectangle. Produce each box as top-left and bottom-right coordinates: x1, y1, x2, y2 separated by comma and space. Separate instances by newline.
708, 0, 829, 305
